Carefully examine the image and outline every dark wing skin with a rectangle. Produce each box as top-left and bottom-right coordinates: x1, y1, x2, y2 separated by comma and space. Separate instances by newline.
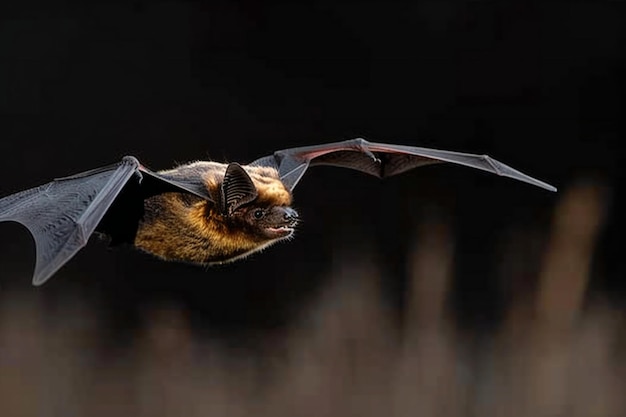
0, 156, 213, 286
251, 138, 557, 192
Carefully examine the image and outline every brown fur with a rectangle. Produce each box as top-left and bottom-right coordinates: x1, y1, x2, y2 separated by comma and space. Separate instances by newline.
134, 162, 293, 264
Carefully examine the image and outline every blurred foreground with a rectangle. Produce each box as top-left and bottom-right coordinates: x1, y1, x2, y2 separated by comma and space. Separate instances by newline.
0, 181, 623, 417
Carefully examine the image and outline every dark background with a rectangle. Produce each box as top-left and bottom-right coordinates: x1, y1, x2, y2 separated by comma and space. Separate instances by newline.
0, 1, 623, 343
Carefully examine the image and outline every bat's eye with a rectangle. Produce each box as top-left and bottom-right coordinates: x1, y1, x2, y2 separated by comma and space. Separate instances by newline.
253, 209, 265, 219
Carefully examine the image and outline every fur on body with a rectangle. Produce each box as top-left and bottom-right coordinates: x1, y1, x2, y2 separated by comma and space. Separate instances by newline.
133, 162, 296, 264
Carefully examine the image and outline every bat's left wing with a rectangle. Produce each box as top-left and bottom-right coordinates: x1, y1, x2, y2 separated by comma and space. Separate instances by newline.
0, 156, 213, 286
250, 138, 557, 192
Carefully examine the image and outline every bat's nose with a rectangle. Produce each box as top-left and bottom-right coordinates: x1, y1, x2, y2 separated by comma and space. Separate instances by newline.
283, 207, 299, 221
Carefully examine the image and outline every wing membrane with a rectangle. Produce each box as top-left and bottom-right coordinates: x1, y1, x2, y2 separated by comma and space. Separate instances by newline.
0, 158, 138, 285
252, 138, 557, 192
0, 156, 212, 285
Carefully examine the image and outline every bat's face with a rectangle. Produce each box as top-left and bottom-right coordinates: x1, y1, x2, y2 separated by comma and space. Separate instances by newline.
225, 204, 299, 241
214, 162, 298, 244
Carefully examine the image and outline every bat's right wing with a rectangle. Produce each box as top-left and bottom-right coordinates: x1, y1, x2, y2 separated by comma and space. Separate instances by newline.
0, 156, 213, 286
251, 138, 557, 192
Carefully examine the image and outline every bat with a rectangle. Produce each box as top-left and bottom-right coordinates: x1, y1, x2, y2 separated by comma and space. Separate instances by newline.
0, 138, 556, 286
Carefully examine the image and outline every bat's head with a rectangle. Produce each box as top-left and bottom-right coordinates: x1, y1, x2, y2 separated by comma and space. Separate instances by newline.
218, 163, 298, 243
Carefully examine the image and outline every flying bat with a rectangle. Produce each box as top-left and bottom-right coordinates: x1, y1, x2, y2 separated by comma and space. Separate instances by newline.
0, 138, 556, 286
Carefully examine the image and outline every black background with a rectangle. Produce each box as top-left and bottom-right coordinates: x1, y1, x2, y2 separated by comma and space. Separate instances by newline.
0, 1, 623, 343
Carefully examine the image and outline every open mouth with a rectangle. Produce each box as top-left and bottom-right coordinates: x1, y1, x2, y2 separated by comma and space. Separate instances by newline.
265, 224, 296, 238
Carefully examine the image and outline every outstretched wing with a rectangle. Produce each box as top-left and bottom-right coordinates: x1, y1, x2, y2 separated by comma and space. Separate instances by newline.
250, 138, 557, 192
0, 156, 213, 286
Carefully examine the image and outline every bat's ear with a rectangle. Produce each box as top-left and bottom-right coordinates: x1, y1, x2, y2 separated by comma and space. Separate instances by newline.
220, 163, 258, 216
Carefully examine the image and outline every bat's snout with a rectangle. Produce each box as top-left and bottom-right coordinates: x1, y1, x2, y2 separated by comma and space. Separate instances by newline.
261, 207, 299, 239
282, 207, 299, 222
279, 207, 299, 227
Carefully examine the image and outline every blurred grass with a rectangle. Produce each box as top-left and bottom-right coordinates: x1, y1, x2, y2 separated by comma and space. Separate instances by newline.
1, 179, 623, 417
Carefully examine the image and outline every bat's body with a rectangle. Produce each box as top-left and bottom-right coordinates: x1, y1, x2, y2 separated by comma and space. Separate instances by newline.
0, 138, 556, 285
134, 162, 293, 265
